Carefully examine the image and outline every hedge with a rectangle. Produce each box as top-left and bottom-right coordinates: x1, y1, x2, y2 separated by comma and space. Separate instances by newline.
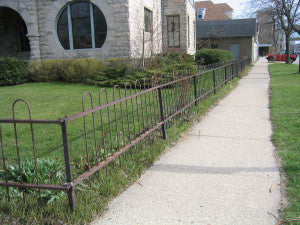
29, 54, 196, 87
1, 53, 196, 87
0, 57, 29, 86
195, 49, 235, 65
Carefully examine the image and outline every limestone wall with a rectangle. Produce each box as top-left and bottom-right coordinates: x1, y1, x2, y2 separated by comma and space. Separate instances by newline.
0, 0, 131, 60
186, 0, 196, 55
0, 0, 195, 60
162, 0, 196, 55
0, 0, 40, 60
128, 0, 162, 58
35, 0, 131, 60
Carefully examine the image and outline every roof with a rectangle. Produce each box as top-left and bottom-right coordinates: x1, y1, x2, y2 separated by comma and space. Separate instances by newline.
195, 1, 231, 20
197, 19, 257, 38
215, 3, 233, 11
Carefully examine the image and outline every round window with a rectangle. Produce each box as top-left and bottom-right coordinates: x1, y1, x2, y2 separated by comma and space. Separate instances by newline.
57, 1, 107, 49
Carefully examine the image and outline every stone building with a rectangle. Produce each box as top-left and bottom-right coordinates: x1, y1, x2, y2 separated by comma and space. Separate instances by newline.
0, 0, 196, 60
257, 9, 285, 56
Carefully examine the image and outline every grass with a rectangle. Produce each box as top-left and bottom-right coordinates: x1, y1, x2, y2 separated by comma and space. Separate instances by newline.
0, 70, 222, 167
269, 63, 300, 224
0, 83, 114, 170
0, 65, 252, 224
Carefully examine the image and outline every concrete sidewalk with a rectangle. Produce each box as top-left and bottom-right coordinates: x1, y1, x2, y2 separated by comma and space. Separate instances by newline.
92, 58, 281, 225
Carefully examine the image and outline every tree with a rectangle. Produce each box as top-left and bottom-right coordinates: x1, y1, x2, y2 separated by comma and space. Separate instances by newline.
281, 0, 300, 35
275, 0, 293, 63
248, 0, 299, 63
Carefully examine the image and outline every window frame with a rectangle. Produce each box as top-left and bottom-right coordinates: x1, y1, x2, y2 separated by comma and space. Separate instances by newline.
197, 9, 205, 20
56, 1, 106, 50
167, 15, 180, 48
144, 7, 153, 33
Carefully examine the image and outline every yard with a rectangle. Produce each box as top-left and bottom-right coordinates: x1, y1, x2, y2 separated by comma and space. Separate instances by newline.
0, 82, 170, 224
269, 63, 300, 223
0, 61, 250, 224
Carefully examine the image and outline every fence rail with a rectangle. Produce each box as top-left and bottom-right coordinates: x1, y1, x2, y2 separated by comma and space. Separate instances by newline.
0, 56, 251, 210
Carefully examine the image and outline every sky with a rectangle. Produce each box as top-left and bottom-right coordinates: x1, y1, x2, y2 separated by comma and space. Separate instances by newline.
195, 0, 250, 18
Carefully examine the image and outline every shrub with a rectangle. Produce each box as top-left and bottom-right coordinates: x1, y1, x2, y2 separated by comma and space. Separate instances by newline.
195, 49, 235, 65
28, 58, 106, 83
28, 54, 198, 87
142, 53, 196, 77
0, 57, 29, 86
29, 60, 64, 82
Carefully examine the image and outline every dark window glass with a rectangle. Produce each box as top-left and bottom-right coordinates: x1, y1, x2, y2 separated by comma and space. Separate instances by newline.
93, 5, 107, 48
57, 1, 107, 50
57, 8, 70, 49
167, 15, 180, 47
71, 2, 92, 49
144, 8, 152, 32
197, 10, 204, 19
211, 43, 218, 49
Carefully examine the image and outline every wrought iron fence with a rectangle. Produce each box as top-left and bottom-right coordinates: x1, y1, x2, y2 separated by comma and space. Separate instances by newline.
0, 56, 251, 210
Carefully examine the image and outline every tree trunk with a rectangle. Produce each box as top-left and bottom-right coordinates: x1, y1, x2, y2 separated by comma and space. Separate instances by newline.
285, 34, 290, 64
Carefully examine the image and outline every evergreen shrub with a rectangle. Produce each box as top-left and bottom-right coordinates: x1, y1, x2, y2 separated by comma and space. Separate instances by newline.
195, 49, 235, 65
0, 57, 29, 86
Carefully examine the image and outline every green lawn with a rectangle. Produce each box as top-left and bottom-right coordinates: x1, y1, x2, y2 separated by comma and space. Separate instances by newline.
0, 71, 222, 167
0, 83, 118, 169
0, 65, 249, 224
269, 64, 300, 223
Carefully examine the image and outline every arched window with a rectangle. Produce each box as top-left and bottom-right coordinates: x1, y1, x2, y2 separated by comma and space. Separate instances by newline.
0, 7, 31, 59
57, 1, 107, 50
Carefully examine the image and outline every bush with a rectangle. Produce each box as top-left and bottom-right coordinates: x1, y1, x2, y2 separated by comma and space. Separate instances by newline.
29, 58, 106, 83
28, 54, 198, 87
0, 57, 29, 86
93, 58, 130, 86
195, 49, 235, 65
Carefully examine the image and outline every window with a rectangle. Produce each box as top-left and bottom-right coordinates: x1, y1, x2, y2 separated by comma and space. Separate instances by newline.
57, 1, 107, 50
211, 43, 218, 49
144, 8, 152, 33
197, 9, 206, 20
167, 15, 180, 47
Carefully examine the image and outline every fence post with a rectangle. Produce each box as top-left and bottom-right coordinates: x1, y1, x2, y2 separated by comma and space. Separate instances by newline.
225, 66, 227, 85
298, 53, 300, 73
231, 63, 234, 80
157, 88, 167, 139
61, 119, 76, 211
213, 70, 216, 94
193, 75, 198, 106
236, 61, 239, 77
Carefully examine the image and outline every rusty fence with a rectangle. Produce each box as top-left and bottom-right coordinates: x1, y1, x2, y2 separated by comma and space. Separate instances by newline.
0, 56, 251, 210
197, 59, 237, 71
